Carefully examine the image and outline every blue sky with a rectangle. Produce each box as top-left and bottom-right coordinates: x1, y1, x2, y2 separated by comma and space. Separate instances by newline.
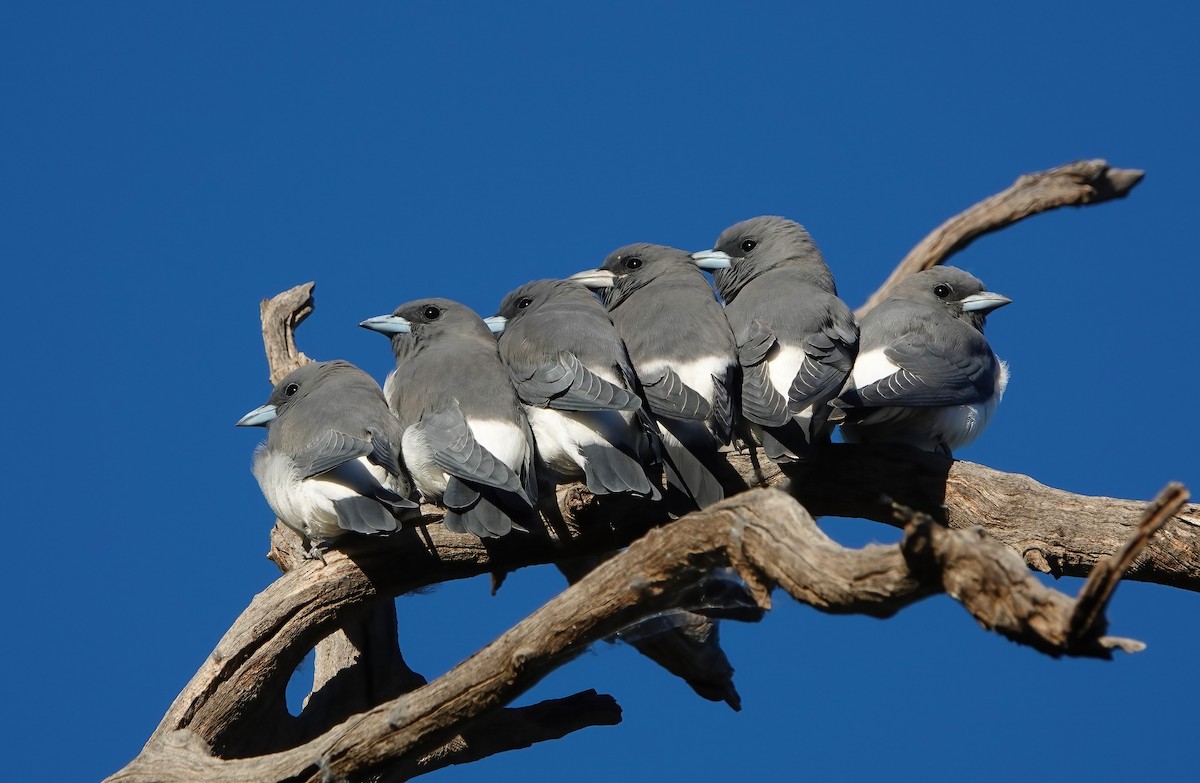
3, 3, 1197, 781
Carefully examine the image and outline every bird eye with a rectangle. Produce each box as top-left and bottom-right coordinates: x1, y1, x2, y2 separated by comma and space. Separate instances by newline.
740, 239, 757, 253
933, 284, 952, 299
516, 297, 532, 309
284, 383, 299, 396
423, 305, 442, 320
624, 256, 643, 270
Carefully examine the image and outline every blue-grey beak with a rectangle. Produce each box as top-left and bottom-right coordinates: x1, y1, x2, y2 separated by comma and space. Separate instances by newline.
689, 249, 733, 271
483, 316, 508, 334
359, 314, 413, 335
960, 291, 1013, 314
236, 403, 278, 427
568, 269, 616, 290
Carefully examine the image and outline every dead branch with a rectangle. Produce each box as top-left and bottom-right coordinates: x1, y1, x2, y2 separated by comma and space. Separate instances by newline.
110, 487, 1163, 782
390, 689, 621, 781
259, 281, 315, 385
731, 447, 1200, 591
1068, 483, 1189, 646
857, 159, 1144, 316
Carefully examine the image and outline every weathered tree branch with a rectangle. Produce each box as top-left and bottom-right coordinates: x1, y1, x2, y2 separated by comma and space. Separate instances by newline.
110, 487, 1165, 782
385, 689, 621, 781
857, 159, 1144, 316
732, 448, 1200, 591
259, 281, 315, 385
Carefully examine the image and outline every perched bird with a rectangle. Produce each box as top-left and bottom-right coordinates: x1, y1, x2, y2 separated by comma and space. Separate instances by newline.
236, 360, 419, 552
360, 298, 537, 538
830, 266, 1011, 455
486, 279, 660, 498
692, 216, 858, 461
571, 243, 738, 508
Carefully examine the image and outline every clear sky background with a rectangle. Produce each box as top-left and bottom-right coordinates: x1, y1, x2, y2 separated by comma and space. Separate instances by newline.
4, 3, 1197, 781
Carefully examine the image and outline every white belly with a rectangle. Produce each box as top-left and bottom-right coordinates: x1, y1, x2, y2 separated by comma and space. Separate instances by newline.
402, 417, 530, 501
526, 405, 636, 478
252, 449, 391, 542
841, 356, 1009, 453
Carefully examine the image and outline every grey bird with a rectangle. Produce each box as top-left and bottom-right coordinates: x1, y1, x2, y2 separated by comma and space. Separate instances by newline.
236, 360, 419, 551
691, 216, 859, 461
360, 298, 537, 538
486, 279, 661, 499
570, 243, 737, 508
829, 266, 1011, 455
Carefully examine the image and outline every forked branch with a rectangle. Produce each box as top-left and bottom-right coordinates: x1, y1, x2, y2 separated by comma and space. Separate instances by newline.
111, 487, 1170, 783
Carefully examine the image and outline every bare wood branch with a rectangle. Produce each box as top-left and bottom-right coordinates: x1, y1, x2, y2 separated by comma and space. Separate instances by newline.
388, 690, 621, 782
554, 553, 742, 709
110, 487, 1162, 782
729, 446, 1200, 591
259, 281, 315, 385
857, 160, 1144, 316
1069, 482, 1189, 646
140, 445, 1198, 764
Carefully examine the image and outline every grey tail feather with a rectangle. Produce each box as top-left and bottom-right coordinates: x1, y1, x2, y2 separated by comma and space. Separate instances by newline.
660, 438, 724, 509
802, 408, 836, 445
580, 443, 658, 498
760, 420, 815, 463
442, 477, 531, 538
334, 496, 400, 535
449, 497, 512, 538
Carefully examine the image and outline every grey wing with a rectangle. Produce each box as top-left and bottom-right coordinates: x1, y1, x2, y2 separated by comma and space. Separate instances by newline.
293, 429, 374, 479
741, 362, 790, 427
519, 413, 538, 504
841, 337, 996, 409
617, 361, 666, 464
415, 406, 532, 503
368, 429, 403, 478
641, 367, 712, 422
788, 322, 859, 414
737, 320, 778, 366
736, 322, 789, 428
512, 351, 640, 412
709, 368, 734, 445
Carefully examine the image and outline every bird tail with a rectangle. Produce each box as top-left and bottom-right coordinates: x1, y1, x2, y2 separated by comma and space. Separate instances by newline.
442, 477, 532, 538
657, 418, 726, 509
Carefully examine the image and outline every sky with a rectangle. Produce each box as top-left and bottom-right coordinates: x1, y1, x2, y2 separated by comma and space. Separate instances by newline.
3, 2, 1197, 781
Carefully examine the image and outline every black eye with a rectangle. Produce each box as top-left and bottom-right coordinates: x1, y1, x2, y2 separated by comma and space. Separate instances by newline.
516, 297, 532, 309
423, 305, 442, 320
624, 256, 643, 270
740, 239, 757, 253
933, 284, 952, 299
284, 383, 299, 396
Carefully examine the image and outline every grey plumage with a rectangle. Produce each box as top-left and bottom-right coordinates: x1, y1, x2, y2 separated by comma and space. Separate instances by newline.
490, 279, 661, 498
235, 360, 418, 550
692, 216, 859, 461
830, 266, 1011, 455
360, 298, 537, 538
571, 243, 737, 508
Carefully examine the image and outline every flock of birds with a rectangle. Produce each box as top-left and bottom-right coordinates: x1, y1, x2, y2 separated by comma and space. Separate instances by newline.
237, 216, 1011, 550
